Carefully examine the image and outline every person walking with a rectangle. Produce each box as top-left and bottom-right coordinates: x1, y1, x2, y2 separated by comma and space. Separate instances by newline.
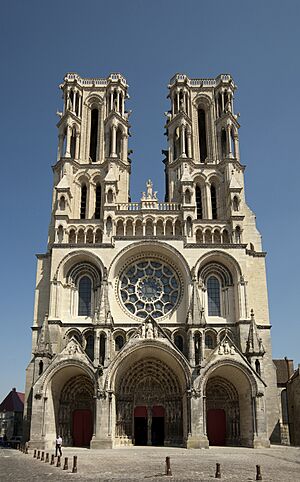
55, 435, 62, 457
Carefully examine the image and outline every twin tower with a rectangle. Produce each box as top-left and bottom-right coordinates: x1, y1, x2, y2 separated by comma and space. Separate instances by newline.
24, 72, 279, 450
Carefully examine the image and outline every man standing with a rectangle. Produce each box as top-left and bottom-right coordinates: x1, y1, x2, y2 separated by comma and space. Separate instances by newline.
55, 435, 62, 457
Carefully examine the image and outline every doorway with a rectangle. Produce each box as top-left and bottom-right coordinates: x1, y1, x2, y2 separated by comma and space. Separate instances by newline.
207, 409, 226, 446
72, 409, 93, 446
152, 405, 164, 446
134, 406, 148, 445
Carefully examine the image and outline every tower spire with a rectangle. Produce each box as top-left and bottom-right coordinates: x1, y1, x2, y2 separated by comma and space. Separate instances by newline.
246, 309, 265, 355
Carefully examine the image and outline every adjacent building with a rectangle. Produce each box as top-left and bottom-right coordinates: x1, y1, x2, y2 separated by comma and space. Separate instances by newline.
0, 388, 24, 443
24, 72, 279, 450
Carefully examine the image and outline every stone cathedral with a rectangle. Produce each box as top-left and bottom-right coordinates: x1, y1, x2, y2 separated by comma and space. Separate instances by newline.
24, 72, 279, 450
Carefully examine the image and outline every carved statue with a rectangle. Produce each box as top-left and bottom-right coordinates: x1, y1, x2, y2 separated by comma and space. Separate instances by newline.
146, 179, 153, 198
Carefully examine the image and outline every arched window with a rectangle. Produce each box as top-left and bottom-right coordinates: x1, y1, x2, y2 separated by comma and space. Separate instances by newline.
69, 229, 76, 244
194, 333, 201, 365
57, 225, 64, 243
255, 359, 261, 376
85, 333, 94, 361
107, 189, 113, 204
116, 128, 122, 159
198, 108, 207, 162
95, 184, 101, 219
89, 108, 99, 162
186, 217, 192, 237
115, 335, 125, 351
233, 196, 239, 212
211, 184, 217, 219
196, 186, 203, 219
205, 333, 215, 349
80, 184, 87, 219
221, 128, 227, 158
173, 127, 180, 160
78, 276, 92, 316
70, 127, 76, 158
174, 334, 184, 353
95, 228, 102, 243
185, 189, 191, 204
106, 216, 112, 236
99, 333, 106, 365
38, 360, 43, 376
235, 226, 241, 244
207, 276, 221, 316
59, 196, 66, 211
218, 93, 222, 117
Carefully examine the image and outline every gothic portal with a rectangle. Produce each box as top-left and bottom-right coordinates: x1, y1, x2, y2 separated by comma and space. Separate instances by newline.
24, 72, 279, 450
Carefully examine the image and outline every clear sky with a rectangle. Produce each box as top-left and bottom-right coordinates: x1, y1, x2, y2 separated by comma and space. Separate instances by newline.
0, 0, 299, 402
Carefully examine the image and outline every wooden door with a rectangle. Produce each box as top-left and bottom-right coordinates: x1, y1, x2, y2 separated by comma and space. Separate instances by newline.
207, 409, 226, 446
72, 409, 93, 446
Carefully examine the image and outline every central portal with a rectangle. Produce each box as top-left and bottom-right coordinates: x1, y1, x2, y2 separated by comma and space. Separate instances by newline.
115, 357, 183, 446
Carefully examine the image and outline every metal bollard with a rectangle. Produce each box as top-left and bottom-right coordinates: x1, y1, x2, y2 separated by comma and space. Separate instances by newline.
72, 455, 78, 473
41, 451, 44, 461
45, 453, 49, 463
215, 463, 221, 479
256, 465, 262, 481
33, 449, 37, 458
56, 455, 61, 467
37, 450, 40, 460
50, 454, 55, 465
165, 456, 172, 476
63, 457, 68, 470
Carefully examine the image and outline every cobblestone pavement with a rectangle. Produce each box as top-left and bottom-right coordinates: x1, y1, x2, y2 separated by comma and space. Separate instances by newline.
1, 445, 300, 481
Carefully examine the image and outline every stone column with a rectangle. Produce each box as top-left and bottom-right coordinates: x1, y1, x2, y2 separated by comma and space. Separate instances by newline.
186, 129, 192, 158
75, 133, 80, 159
110, 125, 117, 157
58, 134, 64, 160
65, 125, 72, 158
91, 393, 113, 449
234, 134, 240, 161
121, 133, 127, 162
253, 393, 270, 448
187, 391, 209, 448
181, 124, 187, 157
226, 124, 233, 158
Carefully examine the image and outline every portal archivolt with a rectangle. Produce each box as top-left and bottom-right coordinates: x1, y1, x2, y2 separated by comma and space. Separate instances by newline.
115, 358, 183, 446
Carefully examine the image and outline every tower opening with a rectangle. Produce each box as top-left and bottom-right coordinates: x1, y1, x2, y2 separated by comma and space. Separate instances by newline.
198, 108, 207, 162
89, 108, 99, 162
196, 185, 203, 219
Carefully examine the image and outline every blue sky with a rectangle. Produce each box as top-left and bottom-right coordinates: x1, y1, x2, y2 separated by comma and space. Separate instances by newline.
0, 0, 299, 402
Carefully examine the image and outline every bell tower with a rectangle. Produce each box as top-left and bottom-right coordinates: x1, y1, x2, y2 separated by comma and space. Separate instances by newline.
49, 72, 131, 246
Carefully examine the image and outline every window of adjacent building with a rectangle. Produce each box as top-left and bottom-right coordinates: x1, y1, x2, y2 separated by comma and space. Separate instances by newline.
207, 276, 221, 316
78, 276, 92, 316
89, 108, 99, 162
80, 184, 87, 219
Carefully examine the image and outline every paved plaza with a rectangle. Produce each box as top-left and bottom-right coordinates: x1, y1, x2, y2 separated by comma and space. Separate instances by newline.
1, 445, 300, 481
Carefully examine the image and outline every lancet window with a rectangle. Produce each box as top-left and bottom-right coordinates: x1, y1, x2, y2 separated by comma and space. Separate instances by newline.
196, 186, 203, 219
198, 108, 207, 162
80, 184, 87, 219
95, 184, 101, 219
89, 108, 99, 162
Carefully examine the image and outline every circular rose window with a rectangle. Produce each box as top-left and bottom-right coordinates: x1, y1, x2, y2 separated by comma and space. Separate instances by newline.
119, 259, 180, 319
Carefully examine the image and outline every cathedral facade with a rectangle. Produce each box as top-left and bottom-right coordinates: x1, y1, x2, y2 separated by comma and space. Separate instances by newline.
24, 72, 279, 449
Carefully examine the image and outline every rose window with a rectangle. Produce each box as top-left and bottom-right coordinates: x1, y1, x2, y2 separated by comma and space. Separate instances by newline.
119, 259, 180, 319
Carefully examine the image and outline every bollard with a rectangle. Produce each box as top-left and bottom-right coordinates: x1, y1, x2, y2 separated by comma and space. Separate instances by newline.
37, 450, 40, 460
63, 457, 68, 470
50, 454, 55, 465
33, 449, 37, 458
41, 451, 44, 461
215, 463, 221, 479
25, 446, 28, 455
72, 455, 78, 473
45, 453, 49, 463
56, 455, 61, 467
256, 465, 262, 481
165, 456, 172, 476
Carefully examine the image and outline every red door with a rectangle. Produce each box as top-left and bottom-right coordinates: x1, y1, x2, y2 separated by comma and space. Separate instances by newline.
72, 409, 93, 446
207, 409, 226, 446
